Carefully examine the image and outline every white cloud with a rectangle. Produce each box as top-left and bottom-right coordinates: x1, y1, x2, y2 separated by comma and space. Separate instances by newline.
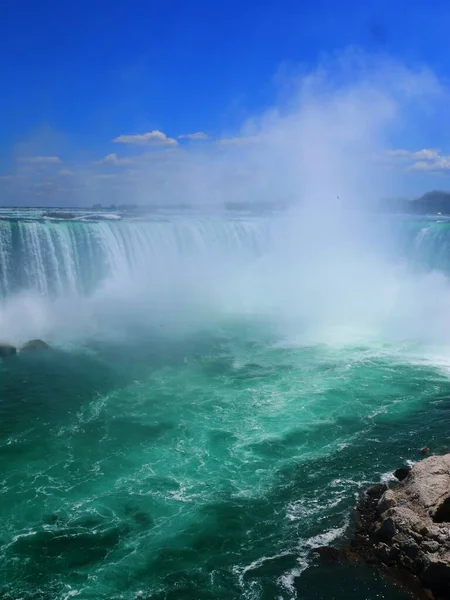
411, 156, 450, 172
178, 132, 208, 140
389, 148, 450, 172
388, 148, 440, 161
17, 156, 62, 164
413, 149, 442, 161
97, 153, 134, 166
113, 130, 177, 146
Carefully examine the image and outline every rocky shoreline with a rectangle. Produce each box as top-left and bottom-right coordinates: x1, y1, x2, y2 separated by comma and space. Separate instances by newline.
315, 454, 450, 599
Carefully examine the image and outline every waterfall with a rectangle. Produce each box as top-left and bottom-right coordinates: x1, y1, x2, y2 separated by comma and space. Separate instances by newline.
1, 214, 450, 301
1, 212, 450, 345
400, 220, 450, 274
0, 217, 272, 299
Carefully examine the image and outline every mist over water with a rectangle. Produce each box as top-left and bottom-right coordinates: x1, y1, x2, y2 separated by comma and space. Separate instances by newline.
1, 53, 447, 349
2, 54, 450, 600
1, 212, 450, 355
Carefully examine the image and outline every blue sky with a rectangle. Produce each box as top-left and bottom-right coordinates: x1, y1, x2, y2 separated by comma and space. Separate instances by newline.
2, 0, 450, 205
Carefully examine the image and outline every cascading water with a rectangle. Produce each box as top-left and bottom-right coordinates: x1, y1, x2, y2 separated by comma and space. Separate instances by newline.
0, 216, 272, 298
1, 213, 450, 300
1, 211, 450, 345
409, 221, 450, 273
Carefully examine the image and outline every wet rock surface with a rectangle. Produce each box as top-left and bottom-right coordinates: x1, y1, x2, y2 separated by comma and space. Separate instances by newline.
394, 466, 412, 482
353, 455, 450, 599
0, 343, 17, 357
312, 455, 450, 598
20, 339, 50, 352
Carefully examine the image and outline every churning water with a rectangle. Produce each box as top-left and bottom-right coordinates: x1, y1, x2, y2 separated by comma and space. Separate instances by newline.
1, 208, 450, 599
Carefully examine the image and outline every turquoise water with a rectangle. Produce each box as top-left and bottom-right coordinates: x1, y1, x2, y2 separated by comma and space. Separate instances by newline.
2, 319, 450, 599
1, 212, 450, 599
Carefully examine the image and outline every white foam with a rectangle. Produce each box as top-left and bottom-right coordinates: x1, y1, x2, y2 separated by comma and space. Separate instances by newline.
303, 519, 350, 550
380, 471, 397, 484
276, 519, 350, 599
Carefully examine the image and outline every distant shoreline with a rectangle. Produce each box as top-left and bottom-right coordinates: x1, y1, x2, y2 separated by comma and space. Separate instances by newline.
2, 191, 450, 217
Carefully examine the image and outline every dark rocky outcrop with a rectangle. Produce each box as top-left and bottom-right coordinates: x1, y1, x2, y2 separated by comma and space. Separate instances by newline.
312, 455, 450, 598
352, 455, 450, 599
20, 339, 50, 352
0, 343, 17, 357
394, 465, 412, 481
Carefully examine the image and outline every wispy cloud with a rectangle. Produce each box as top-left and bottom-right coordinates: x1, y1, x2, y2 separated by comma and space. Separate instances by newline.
178, 132, 208, 141
389, 148, 450, 172
97, 153, 135, 166
113, 130, 178, 146
17, 156, 62, 164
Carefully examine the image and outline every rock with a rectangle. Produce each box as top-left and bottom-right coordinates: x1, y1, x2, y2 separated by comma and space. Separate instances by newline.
394, 466, 412, 481
352, 454, 450, 599
376, 515, 397, 541
420, 447, 431, 455
377, 489, 397, 515
374, 542, 393, 563
422, 540, 440, 554
422, 555, 450, 596
0, 343, 17, 357
431, 497, 450, 523
403, 540, 421, 559
367, 483, 388, 497
20, 339, 50, 352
